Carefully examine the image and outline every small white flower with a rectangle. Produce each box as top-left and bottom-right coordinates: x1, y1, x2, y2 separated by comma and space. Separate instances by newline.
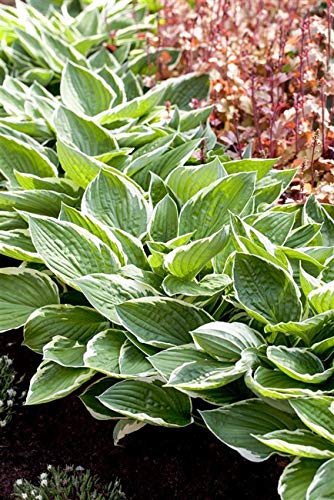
36, 496, 43, 500
7, 400, 13, 407
15, 479, 23, 485
75, 465, 85, 471
47, 465, 52, 471
0, 420, 7, 427
40, 473, 48, 480
41, 479, 48, 487
0, 400, 3, 408
7, 388, 16, 397
21, 494, 28, 499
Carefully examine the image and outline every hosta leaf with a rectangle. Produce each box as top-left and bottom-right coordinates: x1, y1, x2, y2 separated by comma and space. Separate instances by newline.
148, 195, 178, 243
119, 340, 155, 378
98, 86, 163, 124
0, 229, 41, 262
251, 212, 296, 245
245, 367, 334, 400
113, 419, 146, 446
98, 380, 193, 427
43, 336, 86, 368
24, 304, 109, 353
61, 61, 114, 116
116, 297, 212, 348
267, 346, 334, 384
148, 345, 211, 380
162, 273, 231, 297
200, 399, 298, 462
285, 224, 322, 248
73, 273, 158, 324
265, 311, 334, 345
191, 322, 264, 362
84, 330, 126, 376
54, 104, 118, 157
257, 429, 334, 459
222, 158, 277, 180
307, 457, 334, 500
82, 169, 150, 238
164, 227, 228, 280
166, 157, 226, 204
14, 172, 80, 197
167, 357, 248, 390
29, 216, 120, 286
303, 194, 334, 246
179, 172, 256, 238
233, 253, 302, 324
0, 134, 57, 186
161, 73, 210, 110
290, 399, 334, 444
0, 190, 77, 217
25, 361, 94, 405
278, 458, 321, 500
59, 204, 124, 265
109, 227, 149, 270
57, 139, 101, 189
0, 268, 59, 333
308, 282, 334, 314
80, 378, 124, 421
0, 212, 27, 231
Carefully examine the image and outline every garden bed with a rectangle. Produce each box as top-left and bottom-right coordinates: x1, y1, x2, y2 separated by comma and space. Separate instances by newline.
0, 329, 285, 500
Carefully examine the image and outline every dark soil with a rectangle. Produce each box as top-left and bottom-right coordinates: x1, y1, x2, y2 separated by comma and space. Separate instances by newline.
0, 329, 287, 500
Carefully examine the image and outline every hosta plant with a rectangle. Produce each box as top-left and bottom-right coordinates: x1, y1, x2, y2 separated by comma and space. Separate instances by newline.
1, 1, 334, 499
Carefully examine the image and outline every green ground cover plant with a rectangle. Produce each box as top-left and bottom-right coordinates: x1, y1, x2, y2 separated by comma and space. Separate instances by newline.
1, 1, 334, 499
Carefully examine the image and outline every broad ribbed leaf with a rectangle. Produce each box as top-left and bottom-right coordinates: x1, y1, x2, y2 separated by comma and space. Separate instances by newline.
245, 367, 334, 400
25, 361, 94, 405
251, 212, 296, 245
233, 253, 302, 324
285, 224, 322, 248
54, 105, 117, 157
167, 358, 247, 390
29, 216, 120, 286
0, 268, 59, 333
80, 378, 124, 421
14, 172, 79, 197
0, 229, 41, 262
0, 190, 77, 217
307, 458, 334, 500
164, 227, 228, 280
43, 336, 86, 368
255, 429, 334, 459
162, 273, 231, 297
84, 330, 126, 376
200, 399, 298, 462
166, 158, 225, 204
179, 172, 256, 238
148, 195, 178, 242
192, 321, 264, 362
290, 399, 334, 444
98, 86, 163, 124
265, 311, 334, 345
109, 227, 149, 270
267, 346, 334, 384
278, 458, 321, 500
116, 297, 212, 348
0, 134, 57, 186
161, 73, 210, 109
308, 282, 334, 314
82, 170, 150, 238
222, 158, 277, 179
119, 340, 155, 377
61, 61, 114, 116
57, 139, 101, 189
98, 380, 192, 427
148, 345, 211, 380
59, 204, 125, 264
74, 273, 158, 324
303, 194, 334, 246
24, 304, 109, 353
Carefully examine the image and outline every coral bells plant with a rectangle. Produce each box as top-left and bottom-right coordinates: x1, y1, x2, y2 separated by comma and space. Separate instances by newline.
158, 0, 334, 200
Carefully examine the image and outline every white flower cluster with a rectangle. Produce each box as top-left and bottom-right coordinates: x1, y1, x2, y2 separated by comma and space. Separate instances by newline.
0, 355, 19, 428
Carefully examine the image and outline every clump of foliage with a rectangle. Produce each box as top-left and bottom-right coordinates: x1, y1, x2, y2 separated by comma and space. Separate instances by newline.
0, 354, 20, 428
13, 465, 125, 500
1, 1, 334, 499
158, 0, 334, 201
